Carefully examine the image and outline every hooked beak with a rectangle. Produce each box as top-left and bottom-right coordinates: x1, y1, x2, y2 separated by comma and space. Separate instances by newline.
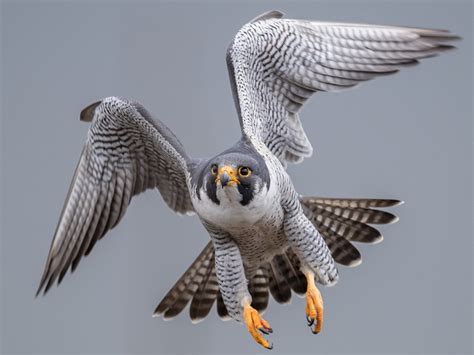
216, 166, 240, 187
220, 171, 231, 187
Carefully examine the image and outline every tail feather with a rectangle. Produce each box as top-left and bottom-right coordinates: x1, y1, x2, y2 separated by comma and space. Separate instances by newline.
153, 242, 213, 319
311, 206, 383, 244
313, 204, 398, 224
189, 253, 219, 323
272, 253, 306, 295
284, 248, 307, 295
267, 259, 292, 304
316, 224, 362, 267
302, 197, 403, 209
248, 268, 269, 313
216, 291, 231, 320
301, 196, 402, 267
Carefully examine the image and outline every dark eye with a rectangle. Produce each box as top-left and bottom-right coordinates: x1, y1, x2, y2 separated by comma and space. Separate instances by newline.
211, 164, 218, 175
238, 166, 251, 177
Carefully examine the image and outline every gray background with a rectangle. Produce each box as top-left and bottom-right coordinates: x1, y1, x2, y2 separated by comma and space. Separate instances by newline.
1, 0, 472, 354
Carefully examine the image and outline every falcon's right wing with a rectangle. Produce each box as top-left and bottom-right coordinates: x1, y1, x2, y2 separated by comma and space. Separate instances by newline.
227, 10, 459, 165
37, 97, 195, 295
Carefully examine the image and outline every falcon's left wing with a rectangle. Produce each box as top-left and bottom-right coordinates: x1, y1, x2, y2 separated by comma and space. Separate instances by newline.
227, 10, 458, 165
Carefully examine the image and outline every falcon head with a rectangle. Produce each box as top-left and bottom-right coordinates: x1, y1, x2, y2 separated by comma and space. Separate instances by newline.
203, 152, 270, 206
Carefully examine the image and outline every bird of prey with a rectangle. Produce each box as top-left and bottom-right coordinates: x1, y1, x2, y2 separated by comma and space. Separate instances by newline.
37, 10, 458, 349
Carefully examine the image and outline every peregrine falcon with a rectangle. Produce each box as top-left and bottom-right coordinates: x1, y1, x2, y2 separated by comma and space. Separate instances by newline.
37, 10, 458, 349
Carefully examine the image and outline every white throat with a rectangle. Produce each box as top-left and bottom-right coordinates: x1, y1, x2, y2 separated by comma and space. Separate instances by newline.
216, 185, 242, 206
193, 181, 275, 231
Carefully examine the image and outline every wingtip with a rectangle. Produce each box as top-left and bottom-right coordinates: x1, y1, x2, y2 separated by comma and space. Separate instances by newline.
35, 275, 48, 298
436, 44, 458, 51
423, 31, 462, 41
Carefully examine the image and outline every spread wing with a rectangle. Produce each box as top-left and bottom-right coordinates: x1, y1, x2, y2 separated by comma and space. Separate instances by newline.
37, 97, 195, 295
227, 10, 459, 165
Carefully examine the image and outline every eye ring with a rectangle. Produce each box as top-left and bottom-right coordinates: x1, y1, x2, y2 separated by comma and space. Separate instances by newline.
211, 164, 218, 175
238, 166, 251, 177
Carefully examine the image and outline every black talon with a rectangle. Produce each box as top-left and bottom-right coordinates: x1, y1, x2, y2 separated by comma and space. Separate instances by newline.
312, 328, 319, 335
267, 343, 273, 350
306, 315, 314, 326
259, 326, 273, 335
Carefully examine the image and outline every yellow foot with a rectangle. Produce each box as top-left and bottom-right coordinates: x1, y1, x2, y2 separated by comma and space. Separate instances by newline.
305, 270, 324, 334
243, 301, 273, 349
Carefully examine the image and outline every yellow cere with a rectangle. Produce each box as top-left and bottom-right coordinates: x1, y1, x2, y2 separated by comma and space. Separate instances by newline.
216, 165, 240, 186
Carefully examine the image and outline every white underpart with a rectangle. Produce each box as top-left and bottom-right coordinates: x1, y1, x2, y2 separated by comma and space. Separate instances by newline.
193, 163, 291, 276
194, 178, 279, 230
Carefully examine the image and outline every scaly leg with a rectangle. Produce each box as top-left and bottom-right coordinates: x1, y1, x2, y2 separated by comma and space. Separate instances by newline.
304, 270, 324, 334
243, 298, 273, 349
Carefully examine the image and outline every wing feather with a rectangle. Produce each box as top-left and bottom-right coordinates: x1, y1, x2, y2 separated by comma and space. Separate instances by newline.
227, 10, 458, 164
37, 97, 195, 295
85, 171, 115, 255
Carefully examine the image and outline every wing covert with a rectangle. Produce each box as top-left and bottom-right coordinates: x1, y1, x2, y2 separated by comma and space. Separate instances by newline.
227, 10, 458, 165
37, 97, 195, 295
